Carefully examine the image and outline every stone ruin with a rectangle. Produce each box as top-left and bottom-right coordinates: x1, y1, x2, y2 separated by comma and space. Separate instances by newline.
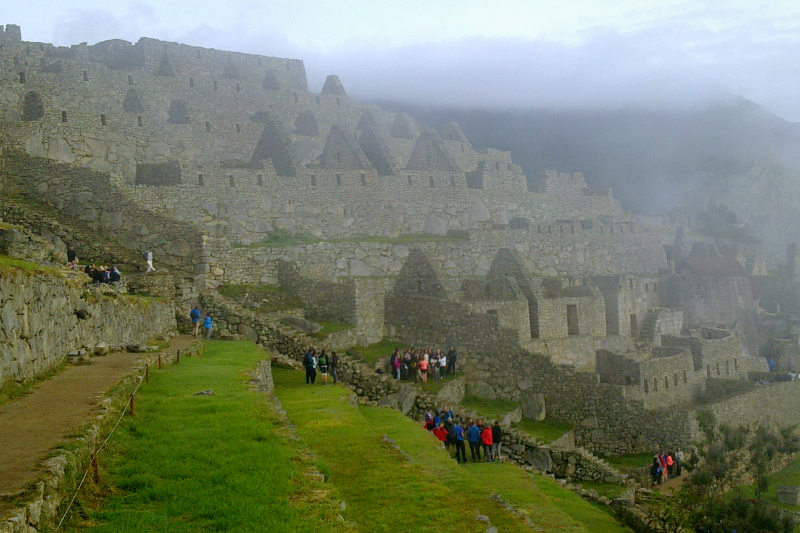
2, 24, 800, 454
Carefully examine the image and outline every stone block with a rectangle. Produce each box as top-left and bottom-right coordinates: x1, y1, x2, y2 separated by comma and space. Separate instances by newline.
526, 446, 554, 473
777, 485, 800, 505
521, 393, 546, 421
501, 407, 522, 426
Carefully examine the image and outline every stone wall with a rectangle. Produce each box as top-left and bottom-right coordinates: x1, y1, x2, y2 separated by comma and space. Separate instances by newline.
0, 268, 175, 388
699, 380, 800, 438
0, 149, 205, 273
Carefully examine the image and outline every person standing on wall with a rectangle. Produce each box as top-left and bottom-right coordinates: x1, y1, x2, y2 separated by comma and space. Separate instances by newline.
145, 249, 156, 272
203, 313, 213, 339
447, 346, 458, 376
190, 305, 201, 337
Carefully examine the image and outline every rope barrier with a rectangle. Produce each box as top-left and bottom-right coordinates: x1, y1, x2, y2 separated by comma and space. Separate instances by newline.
54, 370, 146, 530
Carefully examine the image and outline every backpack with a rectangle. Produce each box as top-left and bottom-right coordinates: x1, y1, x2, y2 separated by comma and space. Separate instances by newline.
319, 355, 327, 366
143, 251, 148, 260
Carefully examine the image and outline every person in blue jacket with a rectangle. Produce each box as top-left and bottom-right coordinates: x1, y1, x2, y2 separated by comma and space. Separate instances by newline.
190, 305, 201, 337
203, 314, 213, 339
452, 421, 467, 463
466, 420, 482, 461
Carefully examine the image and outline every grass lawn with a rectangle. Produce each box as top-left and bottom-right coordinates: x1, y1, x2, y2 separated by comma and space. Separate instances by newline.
0, 254, 60, 275
603, 453, 654, 473
77, 341, 345, 532
514, 419, 574, 444
216, 283, 304, 313
274, 367, 629, 532
348, 338, 408, 364
739, 453, 800, 514
461, 395, 519, 421
576, 480, 629, 500
314, 320, 355, 338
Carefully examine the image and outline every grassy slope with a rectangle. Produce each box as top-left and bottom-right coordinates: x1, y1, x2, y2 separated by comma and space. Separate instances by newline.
81, 341, 345, 532
274, 367, 630, 532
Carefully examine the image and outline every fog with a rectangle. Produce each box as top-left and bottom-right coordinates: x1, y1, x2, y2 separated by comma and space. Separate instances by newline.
6, 1, 800, 121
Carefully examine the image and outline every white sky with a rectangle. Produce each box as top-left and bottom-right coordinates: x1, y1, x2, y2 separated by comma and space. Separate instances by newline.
5, 1, 800, 120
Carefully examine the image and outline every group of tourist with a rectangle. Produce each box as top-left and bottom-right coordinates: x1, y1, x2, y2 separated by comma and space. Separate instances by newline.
424, 408, 503, 463
83, 263, 121, 284
303, 348, 340, 385
189, 305, 214, 338
390, 347, 458, 382
649, 449, 683, 484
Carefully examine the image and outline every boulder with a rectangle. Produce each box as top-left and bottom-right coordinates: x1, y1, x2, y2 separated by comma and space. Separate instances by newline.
526, 446, 554, 473
93, 342, 109, 356
521, 393, 546, 421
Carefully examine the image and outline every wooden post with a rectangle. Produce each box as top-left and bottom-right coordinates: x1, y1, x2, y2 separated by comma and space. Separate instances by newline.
158, 353, 162, 369
145, 363, 149, 383
92, 454, 100, 484
129, 395, 135, 417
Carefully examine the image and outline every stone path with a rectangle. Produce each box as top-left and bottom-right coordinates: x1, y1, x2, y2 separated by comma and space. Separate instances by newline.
0, 335, 195, 496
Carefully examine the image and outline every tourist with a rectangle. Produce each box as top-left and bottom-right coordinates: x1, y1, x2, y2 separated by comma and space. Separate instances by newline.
331, 351, 339, 383
318, 350, 329, 384
303, 348, 317, 385
190, 305, 201, 337
419, 355, 428, 383
675, 449, 683, 477
444, 416, 455, 451
109, 265, 121, 283
666, 453, 675, 478
658, 453, 668, 482
467, 420, 482, 461
453, 420, 467, 463
439, 350, 447, 379
66, 244, 77, 268
481, 423, 494, 461
424, 409, 434, 430
432, 422, 448, 446
447, 346, 458, 376
203, 313, 213, 339
492, 421, 502, 461
392, 349, 401, 380
431, 351, 440, 382
145, 249, 155, 272
650, 456, 662, 485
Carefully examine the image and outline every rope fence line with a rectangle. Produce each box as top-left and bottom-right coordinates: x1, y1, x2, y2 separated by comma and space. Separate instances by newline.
53, 349, 177, 531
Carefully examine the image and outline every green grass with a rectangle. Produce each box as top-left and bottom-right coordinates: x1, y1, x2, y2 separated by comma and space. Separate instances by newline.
461, 395, 519, 422
78, 341, 345, 532
603, 453, 655, 473
416, 373, 461, 394
0, 362, 66, 407
273, 367, 629, 532
0, 254, 60, 275
348, 339, 408, 364
514, 419, 574, 444
577, 480, 629, 500
314, 320, 355, 338
217, 283, 304, 313
739, 453, 800, 514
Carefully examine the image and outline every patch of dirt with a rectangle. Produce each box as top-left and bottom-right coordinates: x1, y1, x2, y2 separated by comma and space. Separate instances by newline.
0, 335, 196, 495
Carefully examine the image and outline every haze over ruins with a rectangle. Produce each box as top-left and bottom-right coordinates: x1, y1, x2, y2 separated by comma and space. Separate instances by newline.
3, 20, 800, 479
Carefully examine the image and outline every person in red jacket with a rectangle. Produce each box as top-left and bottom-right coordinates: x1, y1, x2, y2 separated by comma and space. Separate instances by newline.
432, 422, 448, 446
481, 425, 494, 461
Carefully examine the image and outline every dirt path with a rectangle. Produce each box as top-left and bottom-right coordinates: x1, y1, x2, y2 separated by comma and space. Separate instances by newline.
0, 335, 195, 496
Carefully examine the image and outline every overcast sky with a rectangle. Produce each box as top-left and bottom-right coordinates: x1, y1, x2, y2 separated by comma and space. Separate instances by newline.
5, 1, 800, 121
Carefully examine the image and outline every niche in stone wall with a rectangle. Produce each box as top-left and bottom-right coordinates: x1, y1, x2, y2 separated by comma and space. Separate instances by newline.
262, 69, 280, 91
135, 161, 182, 186
155, 53, 175, 77
294, 111, 319, 136
167, 100, 190, 124
123, 88, 144, 113
21, 91, 44, 121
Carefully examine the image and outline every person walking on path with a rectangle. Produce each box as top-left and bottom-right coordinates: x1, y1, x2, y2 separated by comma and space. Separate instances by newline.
331, 352, 339, 384
144, 249, 156, 272
190, 305, 201, 337
491, 421, 502, 462
453, 421, 467, 463
467, 420, 482, 462
203, 314, 213, 339
676, 448, 684, 477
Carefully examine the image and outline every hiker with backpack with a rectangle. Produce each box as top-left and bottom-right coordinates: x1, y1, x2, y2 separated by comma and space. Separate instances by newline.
318, 350, 329, 384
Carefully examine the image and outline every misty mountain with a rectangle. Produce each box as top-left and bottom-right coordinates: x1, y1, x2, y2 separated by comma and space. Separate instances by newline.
376, 98, 800, 216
